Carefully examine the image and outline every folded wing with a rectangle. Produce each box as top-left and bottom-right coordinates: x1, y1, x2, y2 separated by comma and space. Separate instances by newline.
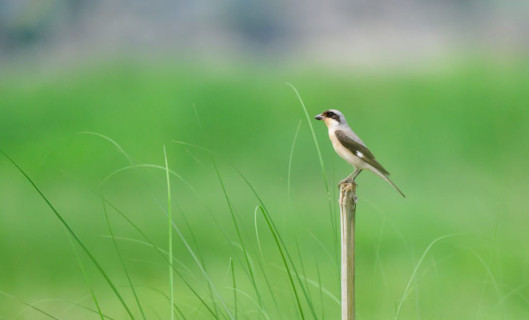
335, 130, 390, 175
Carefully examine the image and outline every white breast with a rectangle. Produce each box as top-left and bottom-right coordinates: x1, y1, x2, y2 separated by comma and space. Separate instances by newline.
329, 129, 367, 169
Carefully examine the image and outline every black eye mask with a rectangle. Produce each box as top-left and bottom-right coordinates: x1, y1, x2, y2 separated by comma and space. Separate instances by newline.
324, 111, 341, 122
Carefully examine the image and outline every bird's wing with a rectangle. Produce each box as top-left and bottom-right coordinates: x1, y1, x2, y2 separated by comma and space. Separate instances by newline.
335, 130, 390, 175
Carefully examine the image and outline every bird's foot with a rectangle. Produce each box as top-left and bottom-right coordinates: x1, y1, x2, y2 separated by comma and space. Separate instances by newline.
338, 178, 353, 188
339, 177, 360, 189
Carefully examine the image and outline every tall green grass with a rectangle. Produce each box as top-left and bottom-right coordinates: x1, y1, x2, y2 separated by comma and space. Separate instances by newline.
1, 59, 528, 319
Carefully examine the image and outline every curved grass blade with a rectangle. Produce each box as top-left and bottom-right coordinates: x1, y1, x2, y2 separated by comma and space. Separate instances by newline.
235, 168, 319, 319
230, 259, 238, 320
102, 201, 147, 320
306, 230, 338, 271
164, 146, 176, 320
394, 233, 468, 320
77, 132, 133, 164
15, 297, 116, 320
314, 257, 326, 320
254, 206, 264, 259
81, 136, 222, 319
149, 306, 163, 320
171, 141, 285, 316
225, 288, 271, 320
287, 120, 302, 203
172, 140, 215, 154
286, 83, 336, 245
0, 150, 135, 319
37, 296, 114, 320
285, 84, 329, 189
98, 164, 196, 192
99, 200, 219, 319
0, 291, 59, 320
231, 239, 283, 320
65, 232, 105, 320
271, 264, 339, 305
294, 236, 313, 305
213, 160, 264, 311
257, 205, 305, 319
82, 132, 221, 318
171, 202, 220, 319
159, 157, 233, 320
129, 286, 188, 320
100, 236, 197, 280
49, 134, 220, 319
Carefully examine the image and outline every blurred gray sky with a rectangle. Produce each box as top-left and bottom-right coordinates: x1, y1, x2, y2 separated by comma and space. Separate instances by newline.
0, 0, 527, 65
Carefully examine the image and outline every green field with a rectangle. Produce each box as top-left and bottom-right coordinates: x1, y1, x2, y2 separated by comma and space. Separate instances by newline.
1, 58, 528, 319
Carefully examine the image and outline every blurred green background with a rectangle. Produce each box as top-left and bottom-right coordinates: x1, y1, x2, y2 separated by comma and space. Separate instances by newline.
1, 1, 529, 319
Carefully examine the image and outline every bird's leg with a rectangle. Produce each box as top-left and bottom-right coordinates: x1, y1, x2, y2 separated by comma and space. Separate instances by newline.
351, 169, 362, 181
340, 173, 354, 185
339, 169, 362, 186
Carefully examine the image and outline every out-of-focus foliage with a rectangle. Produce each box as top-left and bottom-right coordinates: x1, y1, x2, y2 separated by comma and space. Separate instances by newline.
0, 59, 528, 319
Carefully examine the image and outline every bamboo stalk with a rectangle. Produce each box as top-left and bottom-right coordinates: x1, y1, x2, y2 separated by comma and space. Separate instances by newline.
339, 181, 357, 320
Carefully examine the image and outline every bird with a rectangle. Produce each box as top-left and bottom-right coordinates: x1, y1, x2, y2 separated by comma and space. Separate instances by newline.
315, 109, 405, 197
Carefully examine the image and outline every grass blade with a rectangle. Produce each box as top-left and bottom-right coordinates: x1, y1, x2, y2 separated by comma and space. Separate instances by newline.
100, 199, 219, 319
98, 164, 196, 192
77, 132, 133, 164
287, 120, 302, 203
314, 257, 326, 320
163, 145, 175, 320
394, 233, 467, 320
65, 232, 105, 320
258, 205, 305, 319
235, 168, 319, 319
226, 288, 271, 320
80, 133, 222, 318
231, 258, 238, 320
172, 202, 220, 319
102, 201, 147, 320
161, 151, 233, 319
286, 83, 336, 245
0, 149, 135, 319
213, 160, 264, 312
0, 291, 59, 320
130, 286, 188, 320
294, 236, 312, 305
271, 264, 339, 305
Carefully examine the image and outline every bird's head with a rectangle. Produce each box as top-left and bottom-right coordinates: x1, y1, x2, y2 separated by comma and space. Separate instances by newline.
314, 109, 346, 127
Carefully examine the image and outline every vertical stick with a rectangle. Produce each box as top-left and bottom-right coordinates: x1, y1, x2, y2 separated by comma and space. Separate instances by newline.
339, 181, 357, 320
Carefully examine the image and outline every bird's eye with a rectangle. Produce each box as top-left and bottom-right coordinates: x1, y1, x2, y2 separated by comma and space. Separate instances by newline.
327, 112, 334, 117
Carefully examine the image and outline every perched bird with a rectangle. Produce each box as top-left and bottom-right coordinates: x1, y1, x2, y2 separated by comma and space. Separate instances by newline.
315, 109, 405, 197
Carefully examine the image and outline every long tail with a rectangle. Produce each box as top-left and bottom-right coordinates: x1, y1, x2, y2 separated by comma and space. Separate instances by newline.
372, 169, 406, 198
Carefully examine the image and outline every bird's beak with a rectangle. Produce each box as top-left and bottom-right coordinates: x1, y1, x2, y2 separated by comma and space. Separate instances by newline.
314, 114, 323, 120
